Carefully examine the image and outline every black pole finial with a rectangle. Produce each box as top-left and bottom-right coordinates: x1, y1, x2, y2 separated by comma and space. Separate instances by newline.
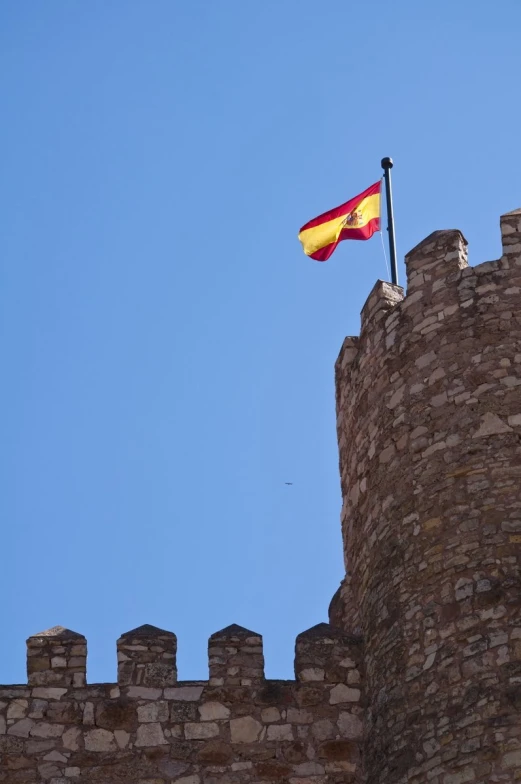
381, 157, 398, 285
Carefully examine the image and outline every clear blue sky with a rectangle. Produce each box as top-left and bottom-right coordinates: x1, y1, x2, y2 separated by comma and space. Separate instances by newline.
1, 1, 519, 684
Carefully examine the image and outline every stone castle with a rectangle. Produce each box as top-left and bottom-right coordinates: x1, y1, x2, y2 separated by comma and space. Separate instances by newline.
2, 208, 521, 783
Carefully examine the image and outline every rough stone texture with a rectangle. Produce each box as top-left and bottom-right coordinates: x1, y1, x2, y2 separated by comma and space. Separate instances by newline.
3, 208, 521, 783
333, 208, 521, 783
208, 625, 265, 688
0, 623, 364, 783
117, 624, 178, 688
26, 627, 86, 689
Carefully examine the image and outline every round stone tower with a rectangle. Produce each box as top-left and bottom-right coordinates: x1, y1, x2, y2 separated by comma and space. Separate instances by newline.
333, 209, 521, 783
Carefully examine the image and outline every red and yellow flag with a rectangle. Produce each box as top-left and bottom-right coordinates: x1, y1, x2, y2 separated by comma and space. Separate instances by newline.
298, 180, 381, 261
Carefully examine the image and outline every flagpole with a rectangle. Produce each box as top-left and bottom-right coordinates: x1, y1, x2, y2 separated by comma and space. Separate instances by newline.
381, 157, 398, 286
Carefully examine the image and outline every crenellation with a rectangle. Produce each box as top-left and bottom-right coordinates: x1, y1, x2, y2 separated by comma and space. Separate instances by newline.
294, 624, 363, 687
328, 575, 362, 638
117, 623, 177, 688
501, 208, 521, 261
405, 230, 468, 298
26, 627, 86, 689
208, 624, 265, 687
3, 207, 521, 783
334, 208, 521, 783
360, 280, 404, 335
0, 624, 365, 783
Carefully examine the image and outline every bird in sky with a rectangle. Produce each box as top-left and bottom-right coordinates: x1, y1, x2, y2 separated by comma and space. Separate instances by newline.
285, 482, 293, 486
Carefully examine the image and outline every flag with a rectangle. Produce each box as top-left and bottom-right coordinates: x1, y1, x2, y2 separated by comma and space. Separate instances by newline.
298, 180, 381, 262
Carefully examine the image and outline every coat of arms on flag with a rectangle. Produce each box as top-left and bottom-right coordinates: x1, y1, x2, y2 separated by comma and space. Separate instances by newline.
298, 181, 381, 262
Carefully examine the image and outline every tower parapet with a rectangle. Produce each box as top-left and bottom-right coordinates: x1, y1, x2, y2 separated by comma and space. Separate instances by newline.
334, 208, 521, 783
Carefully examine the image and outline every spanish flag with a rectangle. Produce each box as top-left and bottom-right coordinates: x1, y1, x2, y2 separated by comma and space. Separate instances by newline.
298, 180, 381, 261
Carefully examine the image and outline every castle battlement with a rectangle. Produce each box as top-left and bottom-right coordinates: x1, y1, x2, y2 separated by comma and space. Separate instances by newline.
20, 623, 363, 690
3, 209, 521, 783
339, 208, 521, 376
0, 623, 366, 782
334, 208, 521, 783
336, 210, 521, 554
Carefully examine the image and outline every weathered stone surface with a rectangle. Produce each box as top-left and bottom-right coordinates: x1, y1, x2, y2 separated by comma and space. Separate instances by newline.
332, 210, 521, 784
196, 739, 233, 765
3, 212, 521, 784
137, 701, 168, 723
117, 625, 177, 688
8, 718, 35, 738
318, 739, 358, 761
113, 729, 130, 749
31, 688, 67, 700
472, 411, 513, 437
329, 684, 360, 704
0, 735, 24, 752
29, 722, 64, 739
260, 706, 280, 723
61, 727, 81, 751
311, 718, 335, 741
7, 700, 28, 720
298, 667, 324, 681
26, 628, 86, 688
197, 701, 230, 720
255, 758, 292, 778
266, 723, 293, 741
208, 625, 264, 686
229, 716, 262, 743
96, 700, 136, 731
134, 722, 167, 747
164, 686, 203, 701
126, 686, 161, 700
84, 728, 116, 751
184, 721, 219, 739
337, 711, 363, 739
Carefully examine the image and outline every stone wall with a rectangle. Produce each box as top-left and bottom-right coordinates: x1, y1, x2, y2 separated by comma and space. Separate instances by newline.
334, 208, 521, 783
4, 208, 521, 784
0, 623, 364, 783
